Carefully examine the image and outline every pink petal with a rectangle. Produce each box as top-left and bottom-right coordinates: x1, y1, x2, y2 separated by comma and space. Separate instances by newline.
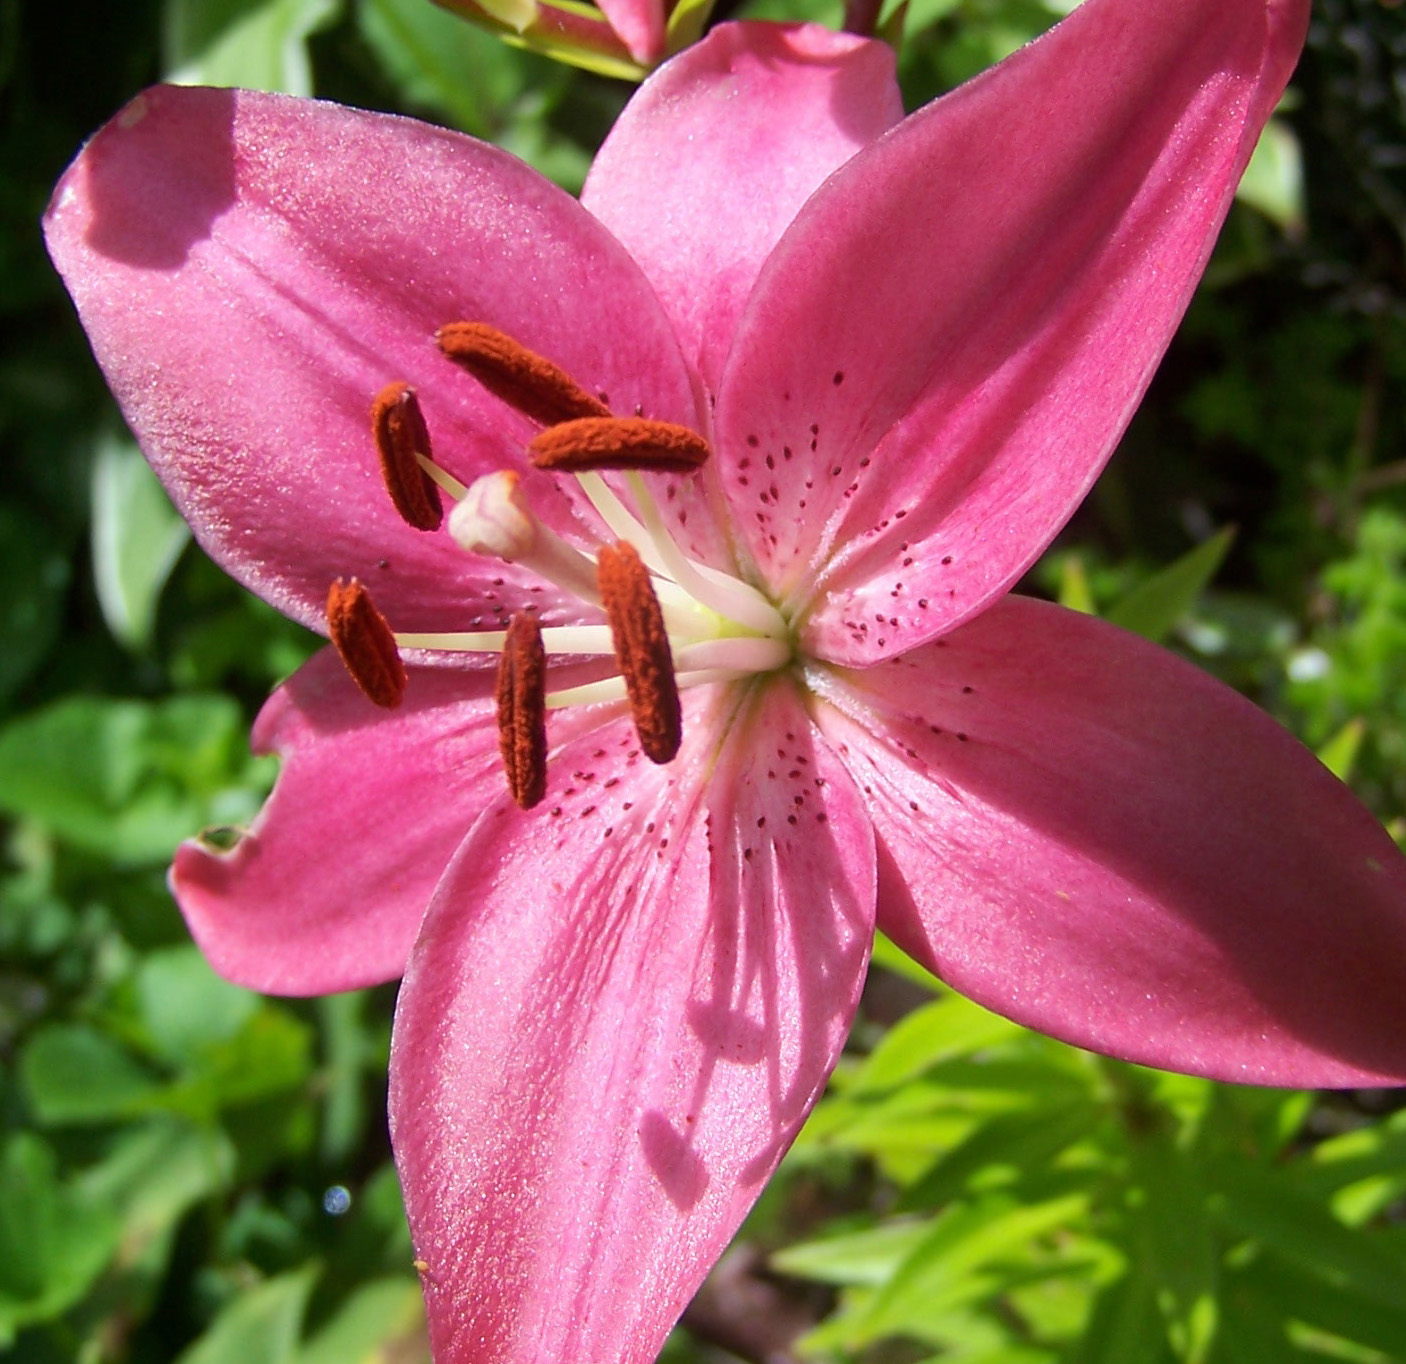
714, 0, 1309, 657
174, 648, 622, 995
813, 595, 1406, 1087
391, 682, 875, 1364
582, 22, 902, 391
44, 85, 701, 636
173, 649, 499, 994
597, 0, 667, 63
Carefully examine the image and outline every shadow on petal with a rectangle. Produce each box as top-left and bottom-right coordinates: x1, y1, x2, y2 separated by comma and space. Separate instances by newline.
639, 1110, 709, 1211
78, 86, 237, 269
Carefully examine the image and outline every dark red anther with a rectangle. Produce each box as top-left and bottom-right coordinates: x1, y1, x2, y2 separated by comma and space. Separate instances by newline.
496, 611, 549, 809
597, 541, 681, 764
372, 382, 442, 532
529, 417, 710, 474
327, 578, 406, 708
437, 322, 611, 427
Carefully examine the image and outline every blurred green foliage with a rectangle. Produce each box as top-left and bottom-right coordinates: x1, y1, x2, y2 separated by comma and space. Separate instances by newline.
4, 0, 1406, 1361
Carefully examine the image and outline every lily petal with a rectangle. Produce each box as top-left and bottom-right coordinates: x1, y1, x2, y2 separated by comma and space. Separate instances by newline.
583, 22, 902, 390
715, 0, 1308, 653
391, 683, 875, 1364
597, 0, 667, 64
812, 595, 1406, 1087
173, 649, 500, 994
44, 85, 700, 635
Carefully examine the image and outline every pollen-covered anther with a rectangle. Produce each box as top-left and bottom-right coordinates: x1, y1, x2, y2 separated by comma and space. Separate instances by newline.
529, 417, 710, 474
437, 322, 610, 427
371, 382, 442, 532
327, 578, 406, 708
497, 612, 548, 809
597, 541, 682, 764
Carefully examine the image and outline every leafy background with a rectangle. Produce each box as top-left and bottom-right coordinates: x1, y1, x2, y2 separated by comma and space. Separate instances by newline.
3, 0, 1406, 1361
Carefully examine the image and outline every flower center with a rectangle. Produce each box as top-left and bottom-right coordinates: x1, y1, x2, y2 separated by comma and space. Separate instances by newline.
327, 326, 795, 808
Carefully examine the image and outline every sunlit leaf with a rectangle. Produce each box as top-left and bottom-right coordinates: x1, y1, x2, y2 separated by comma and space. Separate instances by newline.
294, 1277, 427, 1364
1126, 1126, 1218, 1363
1236, 118, 1304, 233
1211, 1159, 1406, 1309
771, 1220, 932, 1287
1106, 527, 1235, 643
91, 433, 190, 651
20, 1024, 164, 1127
0, 1134, 122, 1343
137, 944, 261, 1065
175, 1265, 318, 1364
0, 693, 260, 864
848, 995, 1025, 1096
164, 0, 342, 95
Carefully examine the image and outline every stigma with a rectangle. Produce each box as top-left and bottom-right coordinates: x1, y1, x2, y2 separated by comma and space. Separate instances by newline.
327, 326, 794, 808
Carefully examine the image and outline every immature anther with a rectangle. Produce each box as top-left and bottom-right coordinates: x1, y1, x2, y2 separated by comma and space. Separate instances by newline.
597, 541, 682, 764
327, 578, 406, 708
497, 612, 548, 809
437, 322, 610, 427
530, 417, 710, 474
372, 382, 442, 531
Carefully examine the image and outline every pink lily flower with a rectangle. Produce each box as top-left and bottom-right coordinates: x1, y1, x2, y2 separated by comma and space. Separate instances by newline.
45, 2, 1406, 1360
430, 0, 681, 75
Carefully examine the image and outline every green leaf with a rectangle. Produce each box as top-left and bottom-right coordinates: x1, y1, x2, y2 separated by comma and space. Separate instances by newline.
1232, 1254, 1406, 1360
1126, 1127, 1219, 1363
90, 433, 190, 651
293, 1277, 424, 1364
1300, 1111, 1406, 1216
0, 500, 69, 704
662, 0, 715, 54
851, 1194, 1089, 1344
0, 693, 255, 864
1070, 1269, 1177, 1364
359, 0, 524, 136
1315, 717, 1366, 782
0, 1133, 123, 1342
136, 944, 260, 1065
318, 991, 374, 1163
898, 1103, 1098, 1210
1058, 552, 1098, 615
1106, 527, 1236, 642
164, 0, 342, 95
175, 1265, 318, 1364
1211, 1159, 1406, 1309
771, 1220, 934, 1288
160, 1003, 314, 1121
77, 1118, 234, 1254
1235, 118, 1304, 233
878, 0, 960, 36
848, 995, 1025, 1096
19, 1023, 164, 1127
